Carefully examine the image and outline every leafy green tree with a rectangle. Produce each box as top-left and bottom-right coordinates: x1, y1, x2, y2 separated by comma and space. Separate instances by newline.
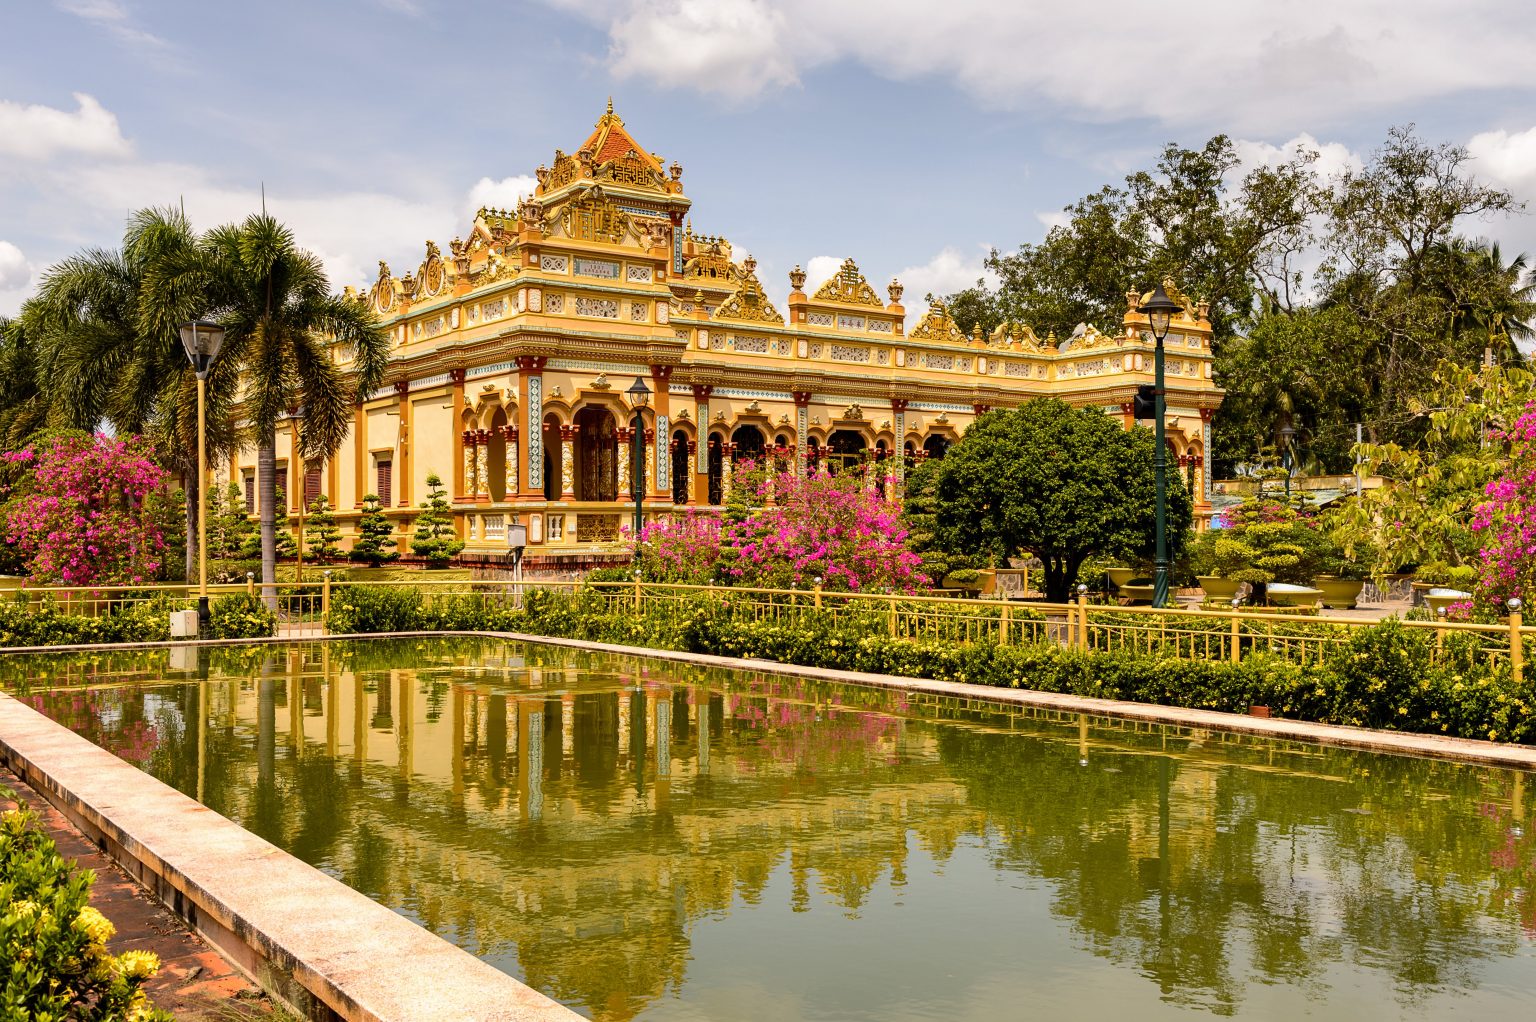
22, 207, 241, 579
411, 473, 464, 569
215, 482, 254, 559
1330, 361, 1536, 574
304, 494, 343, 563
933, 399, 1192, 602
151, 214, 390, 604
901, 458, 985, 583
349, 493, 399, 568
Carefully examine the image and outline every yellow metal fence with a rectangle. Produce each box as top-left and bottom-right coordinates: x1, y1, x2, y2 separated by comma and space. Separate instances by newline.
3, 578, 1529, 680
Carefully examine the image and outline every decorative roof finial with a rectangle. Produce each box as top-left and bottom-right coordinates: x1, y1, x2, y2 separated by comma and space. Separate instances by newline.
606, 96, 614, 116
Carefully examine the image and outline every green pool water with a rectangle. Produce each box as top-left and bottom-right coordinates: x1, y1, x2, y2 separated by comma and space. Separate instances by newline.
6, 637, 1535, 1020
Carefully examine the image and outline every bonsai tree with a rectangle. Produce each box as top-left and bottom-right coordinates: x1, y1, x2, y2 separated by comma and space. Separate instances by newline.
932, 399, 1192, 602
411, 472, 464, 569
215, 482, 254, 559
1207, 498, 1329, 604
304, 495, 343, 563
350, 493, 399, 568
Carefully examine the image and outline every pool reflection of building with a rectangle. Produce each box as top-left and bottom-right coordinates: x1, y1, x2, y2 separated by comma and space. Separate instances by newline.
48, 644, 1532, 1022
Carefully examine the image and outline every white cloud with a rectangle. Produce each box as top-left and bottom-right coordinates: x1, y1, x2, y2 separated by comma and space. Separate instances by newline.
1468, 126, 1536, 194
804, 255, 844, 292
892, 247, 998, 323
55, 0, 168, 50
0, 93, 131, 161
0, 242, 32, 294
1232, 133, 1363, 182
1035, 210, 1070, 232
549, 1, 1533, 129
463, 175, 538, 223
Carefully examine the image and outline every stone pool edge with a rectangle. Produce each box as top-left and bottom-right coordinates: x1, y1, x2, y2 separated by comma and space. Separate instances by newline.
0, 691, 583, 1022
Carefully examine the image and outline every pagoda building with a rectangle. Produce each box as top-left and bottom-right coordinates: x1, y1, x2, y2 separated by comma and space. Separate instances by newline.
228, 103, 1224, 568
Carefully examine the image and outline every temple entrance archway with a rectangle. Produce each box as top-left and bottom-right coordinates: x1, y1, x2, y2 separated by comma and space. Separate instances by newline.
575, 407, 618, 501
671, 431, 691, 504
827, 429, 867, 475
487, 407, 508, 502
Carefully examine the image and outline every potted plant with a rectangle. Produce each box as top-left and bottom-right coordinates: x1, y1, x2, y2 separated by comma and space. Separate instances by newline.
1312, 554, 1369, 610
1187, 529, 1242, 603
942, 567, 984, 593
1411, 562, 1450, 607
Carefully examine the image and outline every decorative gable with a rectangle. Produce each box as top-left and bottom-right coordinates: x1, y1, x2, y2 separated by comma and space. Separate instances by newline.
712, 256, 784, 325
907, 296, 966, 344
811, 257, 883, 308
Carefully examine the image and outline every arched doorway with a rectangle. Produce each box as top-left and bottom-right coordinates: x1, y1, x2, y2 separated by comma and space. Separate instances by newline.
671, 431, 690, 504
923, 434, 950, 460
707, 432, 725, 505
827, 429, 866, 475
732, 425, 765, 468
576, 407, 618, 501
542, 414, 561, 501
488, 407, 508, 501
873, 439, 889, 496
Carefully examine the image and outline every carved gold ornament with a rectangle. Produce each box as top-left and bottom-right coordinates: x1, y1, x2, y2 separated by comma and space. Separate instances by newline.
712, 255, 784, 324
812, 257, 883, 307
907, 296, 965, 344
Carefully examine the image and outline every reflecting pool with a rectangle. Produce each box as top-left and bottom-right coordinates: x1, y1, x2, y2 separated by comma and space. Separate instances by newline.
5, 638, 1535, 1020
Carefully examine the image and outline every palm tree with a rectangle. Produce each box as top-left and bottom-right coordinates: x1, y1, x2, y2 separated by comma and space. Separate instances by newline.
158, 213, 390, 605
0, 317, 50, 449
23, 208, 239, 579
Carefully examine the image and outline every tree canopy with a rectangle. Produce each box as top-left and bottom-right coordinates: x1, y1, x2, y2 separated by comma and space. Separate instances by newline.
933, 399, 1192, 601
947, 127, 1531, 473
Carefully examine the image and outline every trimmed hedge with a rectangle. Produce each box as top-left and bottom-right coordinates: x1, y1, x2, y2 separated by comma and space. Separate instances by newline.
206, 593, 276, 640
323, 585, 1536, 744
0, 597, 171, 648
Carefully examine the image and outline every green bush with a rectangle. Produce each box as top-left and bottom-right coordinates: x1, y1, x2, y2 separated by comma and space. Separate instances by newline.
0, 596, 172, 648
0, 796, 173, 1021
206, 592, 276, 639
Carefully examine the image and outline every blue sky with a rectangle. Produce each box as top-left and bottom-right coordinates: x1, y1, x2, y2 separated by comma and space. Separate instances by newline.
4, 0, 1536, 322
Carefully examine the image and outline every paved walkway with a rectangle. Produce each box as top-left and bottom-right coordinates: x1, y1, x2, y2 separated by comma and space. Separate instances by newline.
1, 766, 279, 1021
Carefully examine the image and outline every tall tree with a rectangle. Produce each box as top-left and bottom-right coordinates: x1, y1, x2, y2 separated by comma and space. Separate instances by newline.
153, 214, 390, 604
22, 208, 239, 579
933, 399, 1192, 602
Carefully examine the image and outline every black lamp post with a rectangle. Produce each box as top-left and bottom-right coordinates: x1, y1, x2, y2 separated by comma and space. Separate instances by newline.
1137, 283, 1180, 609
178, 320, 225, 631
626, 375, 651, 550
1278, 423, 1297, 501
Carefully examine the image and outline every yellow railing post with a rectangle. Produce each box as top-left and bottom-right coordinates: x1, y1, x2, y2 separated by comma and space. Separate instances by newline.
1077, 587, 1089, 652
1000, 603, 1011, 646
1510, 599, 1524, 684
321, 570, 332, 631
633, 570, 642, 615
814, 576, 823, 611
246, 571, 255, 597
888, 597, 897, 638
1229, 608, 1241, 664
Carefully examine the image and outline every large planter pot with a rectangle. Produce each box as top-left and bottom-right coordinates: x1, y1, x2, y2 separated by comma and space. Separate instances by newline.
1268, 583, 1324, 610
1106, 567, 1138, 591
1313, 575, 1366, 610
1410, 581, 1438, 608
1426, 588, 1473, 616
978, 569, 997, 596
1117, 583, 1155, 605
1197, 576, 1243, 602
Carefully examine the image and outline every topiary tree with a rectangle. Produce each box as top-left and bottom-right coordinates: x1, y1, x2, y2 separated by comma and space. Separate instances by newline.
212, 482, 253, 559
933, 399, 1192, 602
411, 472, 464, 569
901, 457, 985, 586
304, 494, 343, 563
349, 493, 399, 568
1204, 498, 1331, 604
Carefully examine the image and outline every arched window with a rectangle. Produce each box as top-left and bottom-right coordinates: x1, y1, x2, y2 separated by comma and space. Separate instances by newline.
923, 434, 950, 460
827, 429, 866, 475
671, 431, 690, 504
542, 414, 561, 501
576, 407, 618, 501
873, 440, 889, 497
732, 425, 765, 470
707, 432, 725, 505
488, 407, 508, 501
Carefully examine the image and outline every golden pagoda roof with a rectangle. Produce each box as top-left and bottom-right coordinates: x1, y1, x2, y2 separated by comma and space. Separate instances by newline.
811, 257, 883, 308
578, 98, 665, 174
907, 296, 966, 343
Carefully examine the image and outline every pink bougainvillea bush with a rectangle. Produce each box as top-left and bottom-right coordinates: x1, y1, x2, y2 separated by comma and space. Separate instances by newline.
2, 434, 168, 585
635, 464, 928, 593
1473, 402, 1536, 609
